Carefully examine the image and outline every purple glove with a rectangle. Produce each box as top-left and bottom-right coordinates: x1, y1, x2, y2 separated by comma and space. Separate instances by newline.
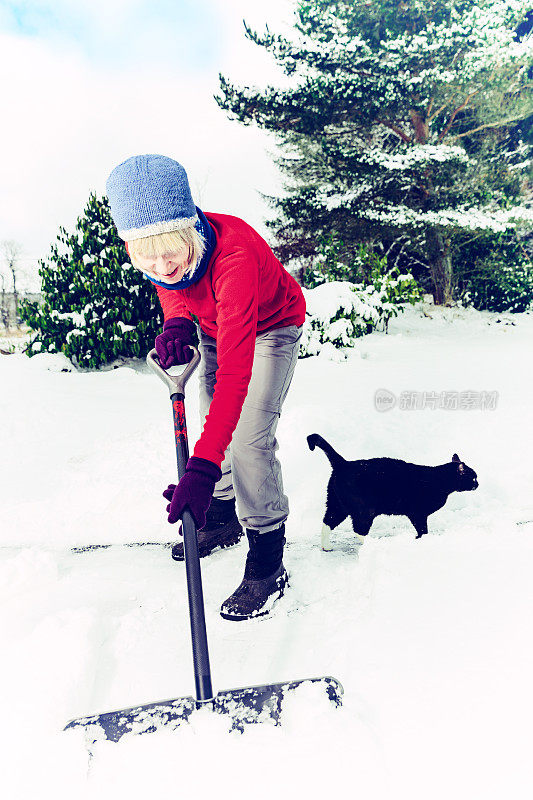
163, 457, 222, 528
155, 317, 196, 369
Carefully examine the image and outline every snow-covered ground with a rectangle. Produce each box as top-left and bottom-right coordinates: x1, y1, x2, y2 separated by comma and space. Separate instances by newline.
2, 301, 533, 800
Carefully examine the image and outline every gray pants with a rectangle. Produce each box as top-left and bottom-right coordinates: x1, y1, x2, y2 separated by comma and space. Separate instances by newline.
198, 325, 302, 534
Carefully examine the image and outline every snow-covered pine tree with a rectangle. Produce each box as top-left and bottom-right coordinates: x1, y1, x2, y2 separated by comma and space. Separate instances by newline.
216, 0, 533, 305
21, 194, 163, 368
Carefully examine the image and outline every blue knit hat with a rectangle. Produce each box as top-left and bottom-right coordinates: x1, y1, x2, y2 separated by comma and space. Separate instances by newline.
106, 154, 198, 241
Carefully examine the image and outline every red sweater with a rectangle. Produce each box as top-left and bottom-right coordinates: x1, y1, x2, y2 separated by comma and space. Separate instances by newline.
155, 212, 306, 467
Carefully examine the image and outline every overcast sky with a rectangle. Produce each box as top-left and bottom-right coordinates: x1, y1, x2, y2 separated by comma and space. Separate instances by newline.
0, 0, 298, 288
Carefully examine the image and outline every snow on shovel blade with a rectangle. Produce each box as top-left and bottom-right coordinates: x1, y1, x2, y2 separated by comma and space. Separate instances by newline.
64, 676, 343, 743
64, 695, 196, 743
213, 676, 343, 731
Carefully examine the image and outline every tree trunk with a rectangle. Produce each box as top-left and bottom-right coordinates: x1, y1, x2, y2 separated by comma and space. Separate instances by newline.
411, 111, 454, 306
10, 268, 19, 328
426, 228, 453, 305
0, 275, 8, 330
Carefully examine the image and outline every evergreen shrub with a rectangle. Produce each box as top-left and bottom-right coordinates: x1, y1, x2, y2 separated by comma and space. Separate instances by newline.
300, 244, 421, 358
21, 194, 164, 369
456, 231, 533, 312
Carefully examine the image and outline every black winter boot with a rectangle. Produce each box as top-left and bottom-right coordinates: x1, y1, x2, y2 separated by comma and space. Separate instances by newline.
219, 525, 288, 621
171, 497, 243, 561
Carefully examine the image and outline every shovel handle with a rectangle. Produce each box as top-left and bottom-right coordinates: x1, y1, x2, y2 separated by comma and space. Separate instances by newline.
146, 347, 201, 397
146, 346, 214, 703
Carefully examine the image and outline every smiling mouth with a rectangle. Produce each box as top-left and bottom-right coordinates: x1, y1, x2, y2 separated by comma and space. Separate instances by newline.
159, 266, 179, 279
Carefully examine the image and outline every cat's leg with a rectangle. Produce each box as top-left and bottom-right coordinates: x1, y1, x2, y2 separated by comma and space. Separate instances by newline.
321, 523, 334, 551
322, 485, 348, 551
409, 516, 428, 538
350, 514, 373, 547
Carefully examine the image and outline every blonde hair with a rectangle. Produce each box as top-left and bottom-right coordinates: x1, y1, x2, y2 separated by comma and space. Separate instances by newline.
128, 225, 206, 276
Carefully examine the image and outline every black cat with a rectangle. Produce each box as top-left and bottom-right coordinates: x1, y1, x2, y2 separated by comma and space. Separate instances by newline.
307, 434, 478, 549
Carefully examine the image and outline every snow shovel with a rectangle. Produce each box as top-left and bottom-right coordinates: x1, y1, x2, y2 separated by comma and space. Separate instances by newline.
64, 347, 343, 743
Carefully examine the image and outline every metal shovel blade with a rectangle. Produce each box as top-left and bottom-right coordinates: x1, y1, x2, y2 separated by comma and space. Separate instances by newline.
64, 675, 343, 743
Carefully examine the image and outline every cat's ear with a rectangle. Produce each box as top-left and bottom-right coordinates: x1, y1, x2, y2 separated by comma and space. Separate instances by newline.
452, 454, 465, 473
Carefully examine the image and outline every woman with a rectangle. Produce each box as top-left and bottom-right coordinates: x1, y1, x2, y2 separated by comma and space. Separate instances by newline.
106, 154, 305, 620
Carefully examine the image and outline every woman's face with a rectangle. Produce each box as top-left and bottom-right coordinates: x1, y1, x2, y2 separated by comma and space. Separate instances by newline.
131, 250, 189, 283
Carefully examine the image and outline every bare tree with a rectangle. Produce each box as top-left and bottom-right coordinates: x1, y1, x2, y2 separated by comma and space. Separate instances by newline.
192, 171, 210, 208
1, 241, 22, 329
0, 270, 9, 330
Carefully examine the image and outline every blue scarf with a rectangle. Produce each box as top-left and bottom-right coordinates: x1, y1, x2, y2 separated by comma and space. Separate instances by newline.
144, 207, 216, 290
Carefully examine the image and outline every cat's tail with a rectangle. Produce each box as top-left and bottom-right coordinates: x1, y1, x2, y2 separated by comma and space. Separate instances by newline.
307, 434, 345, 468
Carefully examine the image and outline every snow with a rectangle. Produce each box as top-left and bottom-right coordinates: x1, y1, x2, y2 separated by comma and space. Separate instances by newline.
2, 301, 533, 800
116, 321, 136, 333
50, 309, 86, 326
359, 203, 533, 233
